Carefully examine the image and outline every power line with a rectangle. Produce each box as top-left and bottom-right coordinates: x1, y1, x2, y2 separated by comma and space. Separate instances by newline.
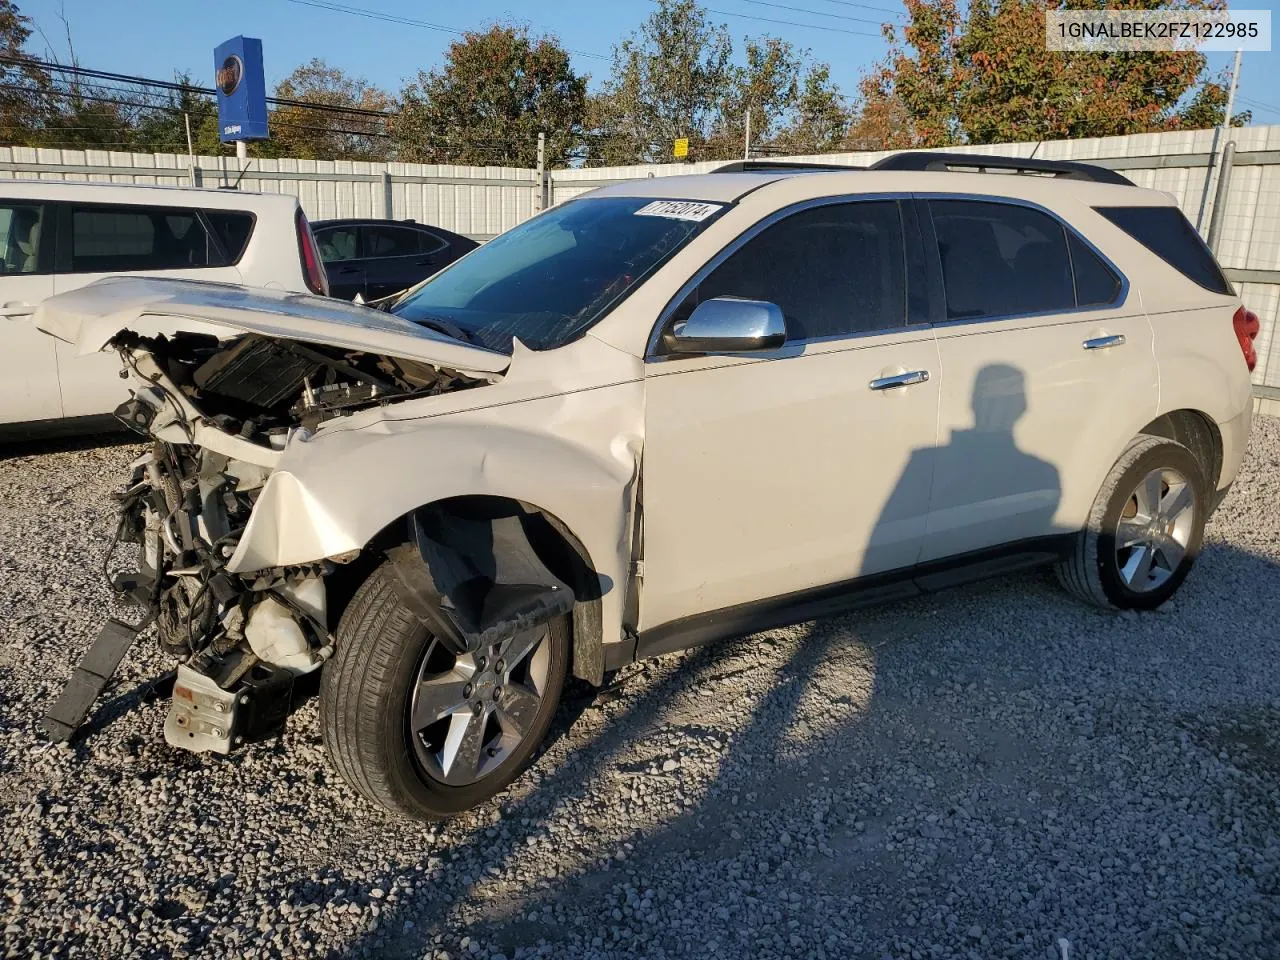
0, 55, 395, 120
706, 6, 884, 36
807, 0, 902, 14
734, 0, 893, 26
281, 0, 611, 61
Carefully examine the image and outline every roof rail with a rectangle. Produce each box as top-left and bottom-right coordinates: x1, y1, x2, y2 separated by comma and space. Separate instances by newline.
870, 151, 1133, 186
711, 160, 865, 174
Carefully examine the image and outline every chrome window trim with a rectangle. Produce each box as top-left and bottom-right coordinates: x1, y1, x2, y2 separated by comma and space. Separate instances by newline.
645, 192, 910, 362
643, 190, 1132, 360
916, 192, 1131, 330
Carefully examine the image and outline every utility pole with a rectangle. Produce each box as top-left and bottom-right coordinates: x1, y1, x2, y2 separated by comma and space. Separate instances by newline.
536, 132, 547, 211
743, 110, 751, 161
184, 112, 198, 188
1222, 48, 1242, 140
1200, 48, 1242, 231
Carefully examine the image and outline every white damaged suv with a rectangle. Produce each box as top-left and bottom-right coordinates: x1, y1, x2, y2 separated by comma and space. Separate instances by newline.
37, 153, 1257, 820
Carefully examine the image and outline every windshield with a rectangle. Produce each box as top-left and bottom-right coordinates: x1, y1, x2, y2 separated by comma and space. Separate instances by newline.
392, 196, 725, 353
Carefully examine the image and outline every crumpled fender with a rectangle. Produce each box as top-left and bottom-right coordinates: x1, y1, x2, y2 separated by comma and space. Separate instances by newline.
227, 377, 644, 656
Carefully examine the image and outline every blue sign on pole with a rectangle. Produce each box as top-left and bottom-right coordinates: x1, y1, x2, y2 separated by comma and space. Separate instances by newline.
214, 36, 269, 143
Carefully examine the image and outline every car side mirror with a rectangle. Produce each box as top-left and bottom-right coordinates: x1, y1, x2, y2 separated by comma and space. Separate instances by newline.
668, 297, 787, 354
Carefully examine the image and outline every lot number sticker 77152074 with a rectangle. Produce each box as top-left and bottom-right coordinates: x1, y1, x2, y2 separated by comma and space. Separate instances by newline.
633, 200, 724, 222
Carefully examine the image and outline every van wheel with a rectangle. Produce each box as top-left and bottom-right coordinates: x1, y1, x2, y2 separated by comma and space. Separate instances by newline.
1056, 434, 1207, 610
320, 561, 568, 820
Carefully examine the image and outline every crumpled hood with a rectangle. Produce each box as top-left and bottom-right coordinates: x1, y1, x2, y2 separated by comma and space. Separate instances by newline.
35, 275, 511, 377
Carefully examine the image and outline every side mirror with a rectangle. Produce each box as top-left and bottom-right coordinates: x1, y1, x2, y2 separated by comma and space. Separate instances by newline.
668, 297, 786, 354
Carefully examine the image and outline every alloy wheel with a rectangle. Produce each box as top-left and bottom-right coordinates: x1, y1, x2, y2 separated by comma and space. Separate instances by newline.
1113, 466, 1197, 593
408, 625, 552, 786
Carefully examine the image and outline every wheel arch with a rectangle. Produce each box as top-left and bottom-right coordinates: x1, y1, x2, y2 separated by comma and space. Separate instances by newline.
326, 495, 609, 685
1138, 409, 1222, 490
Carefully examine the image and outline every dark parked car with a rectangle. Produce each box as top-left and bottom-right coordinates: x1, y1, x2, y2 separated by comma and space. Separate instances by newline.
312, 218, 478, 301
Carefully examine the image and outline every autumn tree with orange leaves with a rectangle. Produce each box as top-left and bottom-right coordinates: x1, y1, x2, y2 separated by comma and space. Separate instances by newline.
857, 0, 1247, 149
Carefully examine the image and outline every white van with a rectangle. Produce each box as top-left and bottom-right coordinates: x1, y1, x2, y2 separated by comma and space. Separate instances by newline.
0, 181, 328, 434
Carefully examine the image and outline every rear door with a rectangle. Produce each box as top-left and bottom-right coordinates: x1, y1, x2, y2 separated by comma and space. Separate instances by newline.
361, 224, 449, 300
315, 224, 364, 300
51, 202, 245, 418
0, 200, 58, 424
918, 196, 1157, 562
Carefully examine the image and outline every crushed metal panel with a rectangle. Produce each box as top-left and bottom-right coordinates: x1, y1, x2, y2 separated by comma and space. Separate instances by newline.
226, 334, 646, 660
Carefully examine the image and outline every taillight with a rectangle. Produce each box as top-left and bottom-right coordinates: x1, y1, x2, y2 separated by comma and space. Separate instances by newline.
1233, 305, 1260, 372
295, 209, 329, 297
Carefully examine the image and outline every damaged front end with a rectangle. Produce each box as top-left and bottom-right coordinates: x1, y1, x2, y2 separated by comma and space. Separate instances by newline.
81, 329, 488, 753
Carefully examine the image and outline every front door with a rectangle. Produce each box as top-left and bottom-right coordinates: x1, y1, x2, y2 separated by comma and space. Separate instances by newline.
640, 198, 941, 631
919, 197, 1158, 561
0, 200, 58, 424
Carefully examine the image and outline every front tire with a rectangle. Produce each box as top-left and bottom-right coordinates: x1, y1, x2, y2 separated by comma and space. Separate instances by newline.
320, 560, 568, 820
1056, 434, 1208, 610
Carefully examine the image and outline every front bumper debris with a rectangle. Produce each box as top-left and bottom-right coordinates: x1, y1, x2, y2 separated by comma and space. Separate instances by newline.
42, 618, 148, 742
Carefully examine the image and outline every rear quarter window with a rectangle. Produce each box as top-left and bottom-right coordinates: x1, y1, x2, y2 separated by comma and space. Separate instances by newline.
1094, 205, 1231, 295
204, 210, 255, 262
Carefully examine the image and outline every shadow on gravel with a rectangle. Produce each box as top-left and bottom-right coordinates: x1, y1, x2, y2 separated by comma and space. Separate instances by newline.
0, 428, 134, 462
318, 537, 1280, 960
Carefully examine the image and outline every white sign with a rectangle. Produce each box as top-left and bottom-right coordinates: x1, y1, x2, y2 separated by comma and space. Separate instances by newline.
634, 200, 723, 222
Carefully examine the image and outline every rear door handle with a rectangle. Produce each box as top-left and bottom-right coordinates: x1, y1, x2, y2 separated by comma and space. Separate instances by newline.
1083, 334, 1126, 350
869, 370, 930, 391
0, 301, 33, 318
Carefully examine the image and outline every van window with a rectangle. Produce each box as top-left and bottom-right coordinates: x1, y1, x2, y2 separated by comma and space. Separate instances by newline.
0, 203, 48, 275
1094, 205, 1231, 295
204, 210, 255, 262
69, 205, 222, 273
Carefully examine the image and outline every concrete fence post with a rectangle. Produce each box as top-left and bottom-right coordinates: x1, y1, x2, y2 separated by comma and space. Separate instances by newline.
382, 170, 393, 219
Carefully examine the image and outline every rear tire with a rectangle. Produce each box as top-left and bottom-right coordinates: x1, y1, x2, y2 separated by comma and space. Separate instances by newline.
320, 560, 568, 820
1056, 434, 1207, 610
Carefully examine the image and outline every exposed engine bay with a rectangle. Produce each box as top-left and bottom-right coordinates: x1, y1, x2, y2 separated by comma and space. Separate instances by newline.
94, 330, 487, 753
114, 329, 484, 439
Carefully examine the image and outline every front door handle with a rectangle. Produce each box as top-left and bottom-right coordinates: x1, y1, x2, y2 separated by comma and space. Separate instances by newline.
1083, 334, 1126, 350
869, 370, 930, 391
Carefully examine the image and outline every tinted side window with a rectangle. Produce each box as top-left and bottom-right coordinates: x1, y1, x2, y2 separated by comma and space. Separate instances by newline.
416, 229, 447, 255
69, 205, 218, 273
1068, 232, 1121, 306
364, 226, 424, 259
315, 226, 358, 263
204, 210, 255, 262
1094, 205, 1231, 295
929, 200, 1074, 320
677, 200, 907, 340
0, 203, 49, 275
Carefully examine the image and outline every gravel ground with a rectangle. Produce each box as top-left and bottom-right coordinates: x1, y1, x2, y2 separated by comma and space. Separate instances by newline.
2, 420, 1280, 960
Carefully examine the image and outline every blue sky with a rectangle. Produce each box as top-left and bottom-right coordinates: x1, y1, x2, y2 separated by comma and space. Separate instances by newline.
27, 0, 1280, 126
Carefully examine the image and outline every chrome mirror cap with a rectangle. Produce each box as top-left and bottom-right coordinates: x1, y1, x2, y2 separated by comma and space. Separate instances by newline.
669, 297, 786, 354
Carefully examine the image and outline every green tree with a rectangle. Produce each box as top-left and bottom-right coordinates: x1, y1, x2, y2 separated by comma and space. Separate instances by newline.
394, 25, 586, 167
269, 59, 392, 160
130, 75, 222, 155
0, 0, 46, 144
772, 64, 852, 155
588, 0, 734, 163
858, 0, 1249, 149
708, 37, 801, 157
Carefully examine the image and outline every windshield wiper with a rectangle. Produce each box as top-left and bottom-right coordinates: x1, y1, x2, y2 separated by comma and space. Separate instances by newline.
412, 316, 474, 344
